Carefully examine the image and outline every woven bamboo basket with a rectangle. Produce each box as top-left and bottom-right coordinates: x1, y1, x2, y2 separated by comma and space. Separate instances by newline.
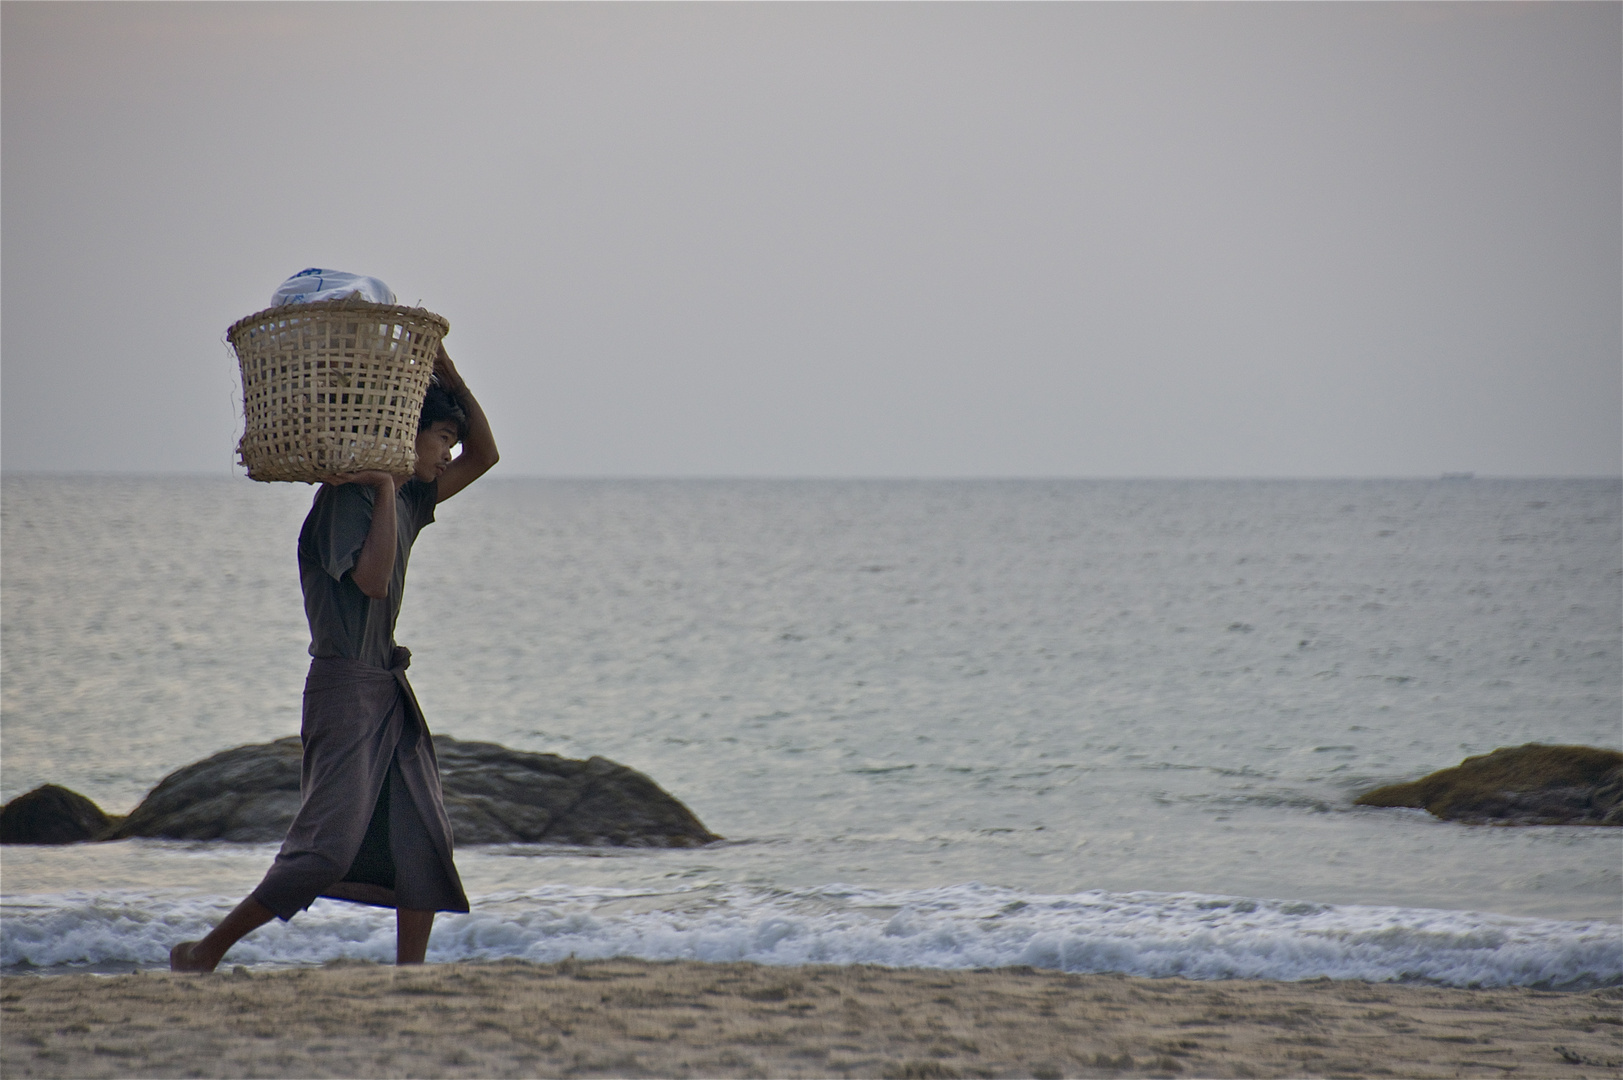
228, 299, 449, 482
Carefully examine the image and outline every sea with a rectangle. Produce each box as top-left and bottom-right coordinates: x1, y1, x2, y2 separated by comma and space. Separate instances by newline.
2, 475, 1619, 987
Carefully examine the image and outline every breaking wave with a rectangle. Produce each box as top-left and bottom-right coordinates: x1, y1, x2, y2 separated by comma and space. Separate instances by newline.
4, 882, 1618, 988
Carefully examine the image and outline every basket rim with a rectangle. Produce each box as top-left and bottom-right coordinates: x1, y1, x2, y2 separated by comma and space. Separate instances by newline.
227, 297, 449, 343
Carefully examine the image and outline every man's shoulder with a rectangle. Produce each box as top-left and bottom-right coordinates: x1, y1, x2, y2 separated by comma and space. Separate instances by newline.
310, 481, 376, 511
298, 482, 373, 556
398, 477, 439, 519
398, 477, 435, 499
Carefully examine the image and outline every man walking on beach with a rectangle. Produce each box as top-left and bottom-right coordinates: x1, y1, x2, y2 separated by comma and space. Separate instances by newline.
172, 345, 498, 970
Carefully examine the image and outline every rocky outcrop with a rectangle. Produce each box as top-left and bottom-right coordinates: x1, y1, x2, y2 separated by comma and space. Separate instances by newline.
431, 736, 719, 847
109, 739, 305, 843
0, 784, 116, 844
1355, 743, 1623, 826
2, 736, 720, 847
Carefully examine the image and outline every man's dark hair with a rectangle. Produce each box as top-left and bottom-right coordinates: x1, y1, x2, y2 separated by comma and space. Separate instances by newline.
419, 381, 469, 442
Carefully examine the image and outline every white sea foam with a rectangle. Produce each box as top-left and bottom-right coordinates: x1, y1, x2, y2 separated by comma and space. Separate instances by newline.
4, 883, 1617, 987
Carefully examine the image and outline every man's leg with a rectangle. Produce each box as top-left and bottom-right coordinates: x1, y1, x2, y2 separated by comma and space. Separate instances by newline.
386, 755, 457, 966
397, 908, 434, 964
170, 897, 276, 972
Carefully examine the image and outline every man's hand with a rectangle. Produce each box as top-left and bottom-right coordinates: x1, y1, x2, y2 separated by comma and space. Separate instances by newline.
321, 471, 398, 492
433, 344, 466, 397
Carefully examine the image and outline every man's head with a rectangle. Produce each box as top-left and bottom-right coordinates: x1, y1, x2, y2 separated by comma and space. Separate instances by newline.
413, 383, 468, 482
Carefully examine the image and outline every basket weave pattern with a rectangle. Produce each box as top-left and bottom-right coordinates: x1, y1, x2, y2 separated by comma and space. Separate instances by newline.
229, 300, 448, 482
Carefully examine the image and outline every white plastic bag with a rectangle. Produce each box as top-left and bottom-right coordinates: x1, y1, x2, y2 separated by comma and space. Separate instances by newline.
271, 268, 396, 307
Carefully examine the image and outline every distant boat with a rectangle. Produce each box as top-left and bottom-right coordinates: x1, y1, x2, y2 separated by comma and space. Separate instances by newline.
1440, 472, 1475, 480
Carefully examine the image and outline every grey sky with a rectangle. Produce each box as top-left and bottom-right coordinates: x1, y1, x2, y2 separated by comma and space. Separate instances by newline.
3, 2, 1618, 477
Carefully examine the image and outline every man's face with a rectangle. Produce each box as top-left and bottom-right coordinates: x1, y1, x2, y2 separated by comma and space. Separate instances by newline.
413, 420, 461, 483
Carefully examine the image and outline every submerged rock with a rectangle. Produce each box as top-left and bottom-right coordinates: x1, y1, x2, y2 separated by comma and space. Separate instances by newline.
3, 736, 720, 847
1355, 743, 1623, 826
0, 784, 115, 844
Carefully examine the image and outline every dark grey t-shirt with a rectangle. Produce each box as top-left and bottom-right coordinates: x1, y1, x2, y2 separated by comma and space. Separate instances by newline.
298, 479, 438, 668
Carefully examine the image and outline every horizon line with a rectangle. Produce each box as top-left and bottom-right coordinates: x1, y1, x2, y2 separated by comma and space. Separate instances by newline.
3, 469, 1620, 483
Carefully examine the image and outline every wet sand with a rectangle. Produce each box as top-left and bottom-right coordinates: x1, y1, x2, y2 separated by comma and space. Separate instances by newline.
2, 959, 1619, 1079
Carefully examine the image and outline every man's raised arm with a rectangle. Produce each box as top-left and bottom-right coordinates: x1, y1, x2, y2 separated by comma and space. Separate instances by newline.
433, 345, 499, 502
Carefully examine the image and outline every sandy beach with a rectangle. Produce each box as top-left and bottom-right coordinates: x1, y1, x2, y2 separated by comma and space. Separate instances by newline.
2, 959, 1618, 1079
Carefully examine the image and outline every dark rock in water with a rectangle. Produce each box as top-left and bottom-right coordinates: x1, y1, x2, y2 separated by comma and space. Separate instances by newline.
97, 735, 720, 847
1355, 743, 1623, 826
0, 784, 115, 844
109, 738, 305, 843
433, 737, 720, 846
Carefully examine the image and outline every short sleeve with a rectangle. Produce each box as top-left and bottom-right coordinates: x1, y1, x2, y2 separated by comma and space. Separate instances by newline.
400, 478, 439, 532
299, 483, 375, 583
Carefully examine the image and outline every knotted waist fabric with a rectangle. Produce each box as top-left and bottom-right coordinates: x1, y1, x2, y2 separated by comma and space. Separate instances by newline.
251, 647, 469, 920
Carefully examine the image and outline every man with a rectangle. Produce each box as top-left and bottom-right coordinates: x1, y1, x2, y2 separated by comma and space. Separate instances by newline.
171, 345, 498, 970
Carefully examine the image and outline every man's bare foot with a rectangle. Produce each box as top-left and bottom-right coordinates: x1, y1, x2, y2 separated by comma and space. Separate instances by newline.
170, 941, 215, 973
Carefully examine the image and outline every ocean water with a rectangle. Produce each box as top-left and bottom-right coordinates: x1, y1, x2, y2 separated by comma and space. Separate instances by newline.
2, 476, 1619, 986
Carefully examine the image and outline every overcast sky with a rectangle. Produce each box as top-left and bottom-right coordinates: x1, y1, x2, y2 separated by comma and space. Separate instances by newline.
3, 2, 1618, 477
